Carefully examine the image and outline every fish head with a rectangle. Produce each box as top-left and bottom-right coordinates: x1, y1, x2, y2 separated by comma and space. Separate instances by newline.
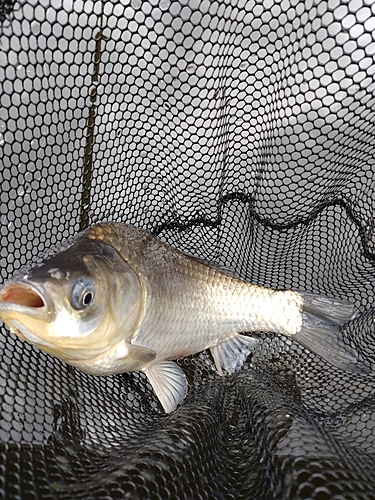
0, 237, 144, 370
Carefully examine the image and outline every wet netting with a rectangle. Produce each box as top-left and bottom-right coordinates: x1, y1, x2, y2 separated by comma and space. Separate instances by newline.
1, 0, 375, 498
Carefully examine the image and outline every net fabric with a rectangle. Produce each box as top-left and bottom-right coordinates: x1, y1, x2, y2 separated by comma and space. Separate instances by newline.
1, 0, 375, 498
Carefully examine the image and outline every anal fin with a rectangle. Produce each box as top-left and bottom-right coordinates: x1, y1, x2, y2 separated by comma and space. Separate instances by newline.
143, 361, 188, 413
210, 334, 258, 376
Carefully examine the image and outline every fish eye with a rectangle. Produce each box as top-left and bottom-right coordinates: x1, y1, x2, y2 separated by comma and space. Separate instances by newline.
71, 278, 96, 310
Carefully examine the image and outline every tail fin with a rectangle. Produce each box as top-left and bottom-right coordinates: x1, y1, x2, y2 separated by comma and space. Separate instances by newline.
293, 292, 366, 373
302, 292, 357, 324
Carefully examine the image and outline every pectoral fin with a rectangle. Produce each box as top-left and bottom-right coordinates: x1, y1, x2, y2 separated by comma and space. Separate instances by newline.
210, 334, 258, 376
143, 361, 188, 413
122, 343, 156, 371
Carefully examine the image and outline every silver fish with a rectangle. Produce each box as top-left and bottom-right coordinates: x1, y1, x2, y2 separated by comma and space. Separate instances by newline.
0, 223, 362, 412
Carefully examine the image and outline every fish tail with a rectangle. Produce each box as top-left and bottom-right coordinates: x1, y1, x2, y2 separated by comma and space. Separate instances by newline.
302, 292, 357, 324
293, 292, 367, 373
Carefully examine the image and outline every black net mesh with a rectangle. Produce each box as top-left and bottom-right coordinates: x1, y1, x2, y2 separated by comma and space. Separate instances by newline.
1, 0, 375, 498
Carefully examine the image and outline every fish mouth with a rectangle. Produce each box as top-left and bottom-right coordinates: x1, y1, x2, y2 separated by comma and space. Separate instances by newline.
0, 281, 52, 320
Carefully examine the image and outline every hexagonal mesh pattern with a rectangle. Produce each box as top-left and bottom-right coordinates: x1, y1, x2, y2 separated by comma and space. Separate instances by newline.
1, 0, 375, 498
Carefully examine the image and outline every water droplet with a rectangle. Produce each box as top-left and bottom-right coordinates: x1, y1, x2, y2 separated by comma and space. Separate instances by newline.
48, 268, 63, 280
347, 84, 360, 95
186, 63, 196, 74
159, 0, 170, 10
31, 21, 40, 35
240, 61, 248, 70
0, 133, 4, 146
341, 416, 351, 427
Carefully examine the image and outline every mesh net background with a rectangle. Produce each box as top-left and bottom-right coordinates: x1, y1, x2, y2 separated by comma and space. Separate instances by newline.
1, 0, 375, 498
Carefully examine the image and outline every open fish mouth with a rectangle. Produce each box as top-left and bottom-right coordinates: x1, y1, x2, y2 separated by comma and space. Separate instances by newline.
0, 281, 51, 319
0, 283, 44, 307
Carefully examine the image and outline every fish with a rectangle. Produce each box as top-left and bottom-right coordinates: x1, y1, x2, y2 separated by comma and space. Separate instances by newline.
0, 222, 363, 413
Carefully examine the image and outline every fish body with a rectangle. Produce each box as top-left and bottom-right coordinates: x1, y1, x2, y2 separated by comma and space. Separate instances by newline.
0, 223, 362, 412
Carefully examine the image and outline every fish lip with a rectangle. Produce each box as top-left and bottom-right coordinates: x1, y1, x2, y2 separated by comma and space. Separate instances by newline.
0, 280, 54, 321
